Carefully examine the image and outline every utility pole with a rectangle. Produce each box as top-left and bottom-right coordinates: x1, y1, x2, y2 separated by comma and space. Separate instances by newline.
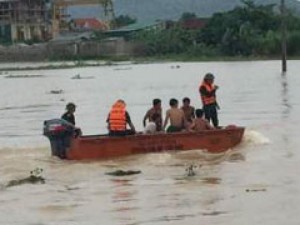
280, 0, 287, 73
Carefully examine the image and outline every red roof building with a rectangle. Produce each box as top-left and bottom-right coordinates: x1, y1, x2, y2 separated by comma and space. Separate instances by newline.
181, 18, 208, 30
71, 18, 109, 31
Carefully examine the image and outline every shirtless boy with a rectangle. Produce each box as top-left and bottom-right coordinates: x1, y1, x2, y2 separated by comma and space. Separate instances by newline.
163, 98, 185, 133
190, 109, 214, 131
143, 98, 162, 131
181, 97, 195, 123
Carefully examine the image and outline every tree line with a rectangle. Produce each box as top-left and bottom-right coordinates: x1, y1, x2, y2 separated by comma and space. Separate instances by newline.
130, 0, 300, 58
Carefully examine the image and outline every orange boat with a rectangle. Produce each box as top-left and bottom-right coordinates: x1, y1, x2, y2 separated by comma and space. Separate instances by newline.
43, 119, 245, 160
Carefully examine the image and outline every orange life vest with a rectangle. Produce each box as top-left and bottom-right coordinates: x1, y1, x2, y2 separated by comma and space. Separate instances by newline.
200, 82, 217, 105
109, 101, 126, 131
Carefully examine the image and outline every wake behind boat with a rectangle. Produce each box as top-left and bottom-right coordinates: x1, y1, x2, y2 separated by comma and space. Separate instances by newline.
43, 119, 245, 160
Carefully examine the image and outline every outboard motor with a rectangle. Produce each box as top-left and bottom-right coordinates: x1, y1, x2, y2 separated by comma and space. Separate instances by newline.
43, 119, 75, 159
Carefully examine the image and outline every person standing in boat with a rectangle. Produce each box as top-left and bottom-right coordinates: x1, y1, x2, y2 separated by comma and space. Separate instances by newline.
107, 99, 136, 136
143, 98, 163, 131
61, 102, 82, 136
199, 73, 220, 128
163, 98, 185, 133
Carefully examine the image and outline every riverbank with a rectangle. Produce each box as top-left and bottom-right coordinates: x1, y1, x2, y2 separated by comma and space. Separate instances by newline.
0, 54, 299, 71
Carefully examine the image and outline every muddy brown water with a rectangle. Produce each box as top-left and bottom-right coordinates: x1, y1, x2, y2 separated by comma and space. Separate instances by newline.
0, 61, 299, 225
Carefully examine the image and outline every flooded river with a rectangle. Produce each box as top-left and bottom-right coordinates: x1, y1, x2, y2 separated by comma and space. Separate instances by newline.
0, 60, 299, 225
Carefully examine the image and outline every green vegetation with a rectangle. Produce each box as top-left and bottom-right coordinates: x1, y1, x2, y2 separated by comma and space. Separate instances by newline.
113, 14, 137, 28
2, 1, 299, 63
132, 0, 300, 58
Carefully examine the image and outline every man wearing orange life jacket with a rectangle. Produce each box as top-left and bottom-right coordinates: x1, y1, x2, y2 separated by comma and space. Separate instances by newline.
199, 73, 220, 128
107, 99, 136, 136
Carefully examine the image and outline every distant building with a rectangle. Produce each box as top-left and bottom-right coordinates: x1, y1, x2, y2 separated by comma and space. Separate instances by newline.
180, 18, 208, 30
49, 31, 96, 43
104, 20, 167, 39
70, 18, 109, 32
0, 0, 50, 43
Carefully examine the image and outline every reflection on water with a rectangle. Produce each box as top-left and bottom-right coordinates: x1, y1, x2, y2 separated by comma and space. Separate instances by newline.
281, 74, 292, 119
0, 104, 52, 111
200, 177, 222, 185
0, 61, 300, 225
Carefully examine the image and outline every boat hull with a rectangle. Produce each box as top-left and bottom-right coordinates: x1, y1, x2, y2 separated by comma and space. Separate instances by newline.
66, 127, 245, 160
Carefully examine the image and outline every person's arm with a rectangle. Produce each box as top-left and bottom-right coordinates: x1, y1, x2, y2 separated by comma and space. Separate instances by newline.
191, 107, 195, 119
181, 110, 188, 131
159, 111, 163, 129
71, 114, 76, 126
199, 86, 217, 97
106, 113, 110, 130
189, 120, 196, 132
128, 121, 136, 132
163, 110, 170, 131
61, 112, 67, 121
61, 113, 76, 128
143, 110, 150, 127
126, 112, 136, 132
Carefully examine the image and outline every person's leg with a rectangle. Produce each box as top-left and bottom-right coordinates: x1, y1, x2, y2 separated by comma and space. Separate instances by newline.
49, 136, 58, 156
166, 126, 174, 133
109, 131, 127, 136
57, 137, 66, 159
203, 105, 211, 123
125, 130, 135, 135
167, 126, 182, 133
210, 106, 219, 127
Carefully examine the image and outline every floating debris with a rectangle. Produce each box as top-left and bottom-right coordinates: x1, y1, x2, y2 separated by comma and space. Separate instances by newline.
185, 165, 196, 176
105, 170, 141, 176
71, 74, 81, 79
201, 177, 221, 185
71, 74, 94, 79
105, 61, 114, 66
6, 168, 45, 187
202, 211, 227, 216
113, 67, 132, 71
185, 164, 202, 177
4, 74, 44, 79
246, 188, 267, 192
228, 152, 245, 162
49, 89, 64, 94
64, 185, 80, 191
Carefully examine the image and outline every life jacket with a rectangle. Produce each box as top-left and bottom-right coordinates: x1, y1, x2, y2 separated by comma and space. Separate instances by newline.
200, 81, 216, 105
109, 101, 126, 131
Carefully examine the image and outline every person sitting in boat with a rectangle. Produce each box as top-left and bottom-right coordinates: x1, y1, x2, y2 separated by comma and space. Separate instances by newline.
181, 97, 195, 127
143, 98, 162, 131
61, 102, 82, 136
189, 109, 214, 131
107, 99, 136, 136
163, 98, 186, 133
62, 102, 76, 125
143, 121, 156, 134
143, 113, 161, 134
